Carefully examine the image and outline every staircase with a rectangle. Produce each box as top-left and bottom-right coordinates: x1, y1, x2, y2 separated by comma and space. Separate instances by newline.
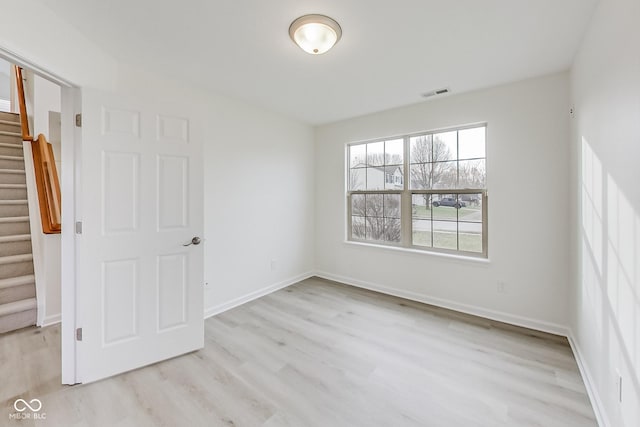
0, 111, 36, 334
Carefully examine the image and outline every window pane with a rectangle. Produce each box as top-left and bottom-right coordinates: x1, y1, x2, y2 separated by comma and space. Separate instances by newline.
433, 220, 457, 250
433, 131, 457, 161
384, 194, 401, 218
410, 135, 432, 164
384, 218, 401, 242
350, 144, 367, 168
349, 168, 366, 190
367, 141, 384, 166
351, 216, 366, 239
384, 166, 404, 189
459, 222, 482, 253
366, 217, 385, 241
458, 127, 485, 160
385, 139, 404, 165
431, 161, 457, 189
366, 167, 384, 190
459, 194, 482, 223
352, 216, 366, 239
410, 163, 431, 189
365, 194, 384, 217
411, 194, 430, 219
412, 219, 432, 247
432, 194, 461, 220
351, 194, 365, 216
458, 159, 486, 188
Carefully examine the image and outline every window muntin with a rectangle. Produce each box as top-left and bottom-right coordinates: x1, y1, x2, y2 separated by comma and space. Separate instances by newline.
347, 124, 487, 257
348, 139, 404, 191
351, 193, 401, 243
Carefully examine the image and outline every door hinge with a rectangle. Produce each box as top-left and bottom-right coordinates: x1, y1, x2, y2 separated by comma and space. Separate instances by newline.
75, 221, 82, 234
75, 113, 82, 127
76, 327, 83, 341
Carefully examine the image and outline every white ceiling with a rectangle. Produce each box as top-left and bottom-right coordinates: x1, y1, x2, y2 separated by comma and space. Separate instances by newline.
38, 0, 597, 125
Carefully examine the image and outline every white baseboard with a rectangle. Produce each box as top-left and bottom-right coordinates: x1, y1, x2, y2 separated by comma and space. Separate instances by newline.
314, 270, 569, 336
203, 271, 315, 319
42, 313, 61, 327
567, 332, 609, 427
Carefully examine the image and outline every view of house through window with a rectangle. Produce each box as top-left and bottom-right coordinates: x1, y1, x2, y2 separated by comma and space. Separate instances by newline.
347, 124, 487, 256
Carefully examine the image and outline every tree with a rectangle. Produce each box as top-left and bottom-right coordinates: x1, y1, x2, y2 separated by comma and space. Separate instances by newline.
351, 194, 400, 242
458, 160, 485, 189
409, 135, 454, 190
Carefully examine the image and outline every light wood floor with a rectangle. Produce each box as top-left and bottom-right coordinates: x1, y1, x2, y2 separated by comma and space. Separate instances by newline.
1, 277, 596, 426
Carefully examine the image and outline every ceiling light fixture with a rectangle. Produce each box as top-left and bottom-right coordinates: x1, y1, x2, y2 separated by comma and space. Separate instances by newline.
289, 14, 342, 55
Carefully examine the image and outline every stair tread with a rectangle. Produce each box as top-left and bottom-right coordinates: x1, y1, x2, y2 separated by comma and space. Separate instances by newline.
0, 131, 22, 137
0, 253, 33, 264
0, 155, 24, 160
0, 234, 30, 243
0, 120, 20, 127
0, 216, 29, 223
0, 298, 36, 316
0, 169, 26, 174
0, 200, 28, 205
0, 184, 27, 188
0, 142, 23, 148
0, 275, 35, 290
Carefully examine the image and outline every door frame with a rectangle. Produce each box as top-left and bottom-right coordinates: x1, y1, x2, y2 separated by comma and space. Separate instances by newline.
0, 45, 80, 384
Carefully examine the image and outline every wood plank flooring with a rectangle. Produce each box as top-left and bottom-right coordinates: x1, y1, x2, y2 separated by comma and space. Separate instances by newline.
0, 277, 596, 426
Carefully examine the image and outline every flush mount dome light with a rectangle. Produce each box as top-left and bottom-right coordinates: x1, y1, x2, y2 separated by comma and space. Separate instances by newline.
289, 14, 342, 55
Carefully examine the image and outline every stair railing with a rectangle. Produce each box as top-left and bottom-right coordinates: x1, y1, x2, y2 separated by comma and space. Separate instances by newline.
14, 65, 62, 234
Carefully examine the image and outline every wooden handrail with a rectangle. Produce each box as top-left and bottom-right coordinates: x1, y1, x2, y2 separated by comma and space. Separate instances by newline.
13, 65, 61, 234
32, 134, 61, 234
13, 66, 33, 142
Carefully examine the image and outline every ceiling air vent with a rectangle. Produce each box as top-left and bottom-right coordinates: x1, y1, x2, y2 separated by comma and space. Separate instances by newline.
421, 87, 450, 98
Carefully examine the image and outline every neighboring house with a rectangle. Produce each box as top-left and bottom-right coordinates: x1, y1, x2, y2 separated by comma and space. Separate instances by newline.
351, 163, 403, 190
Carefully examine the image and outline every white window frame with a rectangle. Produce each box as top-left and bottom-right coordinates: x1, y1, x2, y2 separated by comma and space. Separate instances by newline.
346, 123, 488, 258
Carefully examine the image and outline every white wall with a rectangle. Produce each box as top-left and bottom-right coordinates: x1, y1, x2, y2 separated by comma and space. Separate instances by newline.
570, 0, 640, 425
315, 72, 571, 332
0, 1, 116, 89
203, 96, 315, 314
0, 57, 10, 102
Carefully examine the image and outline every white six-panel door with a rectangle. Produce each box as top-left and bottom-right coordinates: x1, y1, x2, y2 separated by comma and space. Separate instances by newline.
77, 89, 204, 383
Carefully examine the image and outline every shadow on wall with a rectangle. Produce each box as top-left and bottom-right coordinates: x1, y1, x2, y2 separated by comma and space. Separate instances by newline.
581, 138, 639, 424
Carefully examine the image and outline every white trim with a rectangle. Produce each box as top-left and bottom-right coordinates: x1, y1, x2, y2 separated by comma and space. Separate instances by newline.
0, 47, 74, 87
567, 332, 609, 427
203, 271, 315, 319
314, 270, 569, 336
42, 313, 61, 327
60, 86, 80, 385
344, 240, 491, 264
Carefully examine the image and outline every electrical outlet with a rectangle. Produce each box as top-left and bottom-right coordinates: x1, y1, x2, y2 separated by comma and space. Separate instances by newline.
497, 281, 507, 293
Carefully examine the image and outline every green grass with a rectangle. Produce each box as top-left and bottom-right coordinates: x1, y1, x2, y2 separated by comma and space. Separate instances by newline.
412, 205, 481, 221
412, 231, 482, 253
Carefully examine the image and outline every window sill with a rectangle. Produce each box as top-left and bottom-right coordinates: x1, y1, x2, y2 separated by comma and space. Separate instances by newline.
343, 240, 491, 264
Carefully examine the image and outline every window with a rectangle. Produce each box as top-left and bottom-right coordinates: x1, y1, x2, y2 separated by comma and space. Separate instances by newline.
347, 124, 487, 257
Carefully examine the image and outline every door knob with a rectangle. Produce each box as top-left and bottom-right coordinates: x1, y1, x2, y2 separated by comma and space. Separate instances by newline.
183, 237, 201, 246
